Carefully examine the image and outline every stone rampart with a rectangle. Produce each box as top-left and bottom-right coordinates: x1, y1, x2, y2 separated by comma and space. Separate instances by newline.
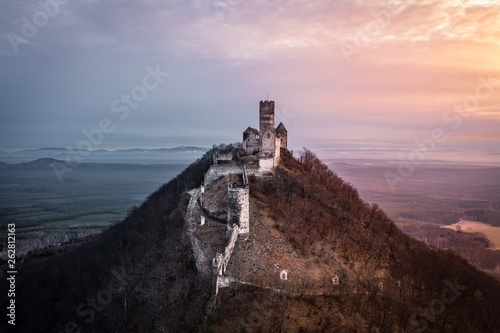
213, 225, 240, 277
227, 183, 249, 234
204, 165, 242, 187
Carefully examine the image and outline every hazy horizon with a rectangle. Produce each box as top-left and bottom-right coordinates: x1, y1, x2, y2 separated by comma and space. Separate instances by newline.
1, 144, 500, 167
1, 0, 499, 156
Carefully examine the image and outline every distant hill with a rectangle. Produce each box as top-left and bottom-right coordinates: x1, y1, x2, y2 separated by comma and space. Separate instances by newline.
1, 158, 188, 170
0, 146, 208, 164
18, 158, 66, 169
2, 147, 499, 332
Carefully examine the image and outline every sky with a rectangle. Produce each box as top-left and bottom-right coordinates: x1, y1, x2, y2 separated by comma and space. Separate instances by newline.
0, 0, 499, 157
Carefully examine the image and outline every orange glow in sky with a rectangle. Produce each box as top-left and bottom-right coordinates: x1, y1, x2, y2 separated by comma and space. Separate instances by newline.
0, 0, 499, 153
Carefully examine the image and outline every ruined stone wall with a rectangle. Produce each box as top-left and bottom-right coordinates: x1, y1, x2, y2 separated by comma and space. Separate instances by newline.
227, 183, 249, 234
243, 138, 260, 155
243, 130, 261, 155
214, 225, 240, 276
211, 166, 250, 296
215, 275, 232, 295
204, 165, 242, 187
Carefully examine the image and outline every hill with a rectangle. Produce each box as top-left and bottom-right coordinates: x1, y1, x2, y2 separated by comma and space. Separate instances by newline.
204, 149, 500, 332
1, 147, 499, 332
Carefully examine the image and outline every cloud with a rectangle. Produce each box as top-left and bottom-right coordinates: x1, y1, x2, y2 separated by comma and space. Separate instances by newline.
0, 0, 498, 152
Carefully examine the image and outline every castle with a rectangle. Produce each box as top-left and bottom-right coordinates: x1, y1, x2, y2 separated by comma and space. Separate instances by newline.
187, 100, 291, 295
242, 100, 287, 170
205, 100, 288, 186
202, 100, 288, 236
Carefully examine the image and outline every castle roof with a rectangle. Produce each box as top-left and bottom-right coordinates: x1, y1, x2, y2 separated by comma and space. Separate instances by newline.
276, 122, 287, 133
243, 127, 260, 136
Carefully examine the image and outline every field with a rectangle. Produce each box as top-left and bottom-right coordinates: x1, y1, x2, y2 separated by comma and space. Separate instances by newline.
0, 160, 187, 256
464, 228, 500, 249
442, 221, 500, 249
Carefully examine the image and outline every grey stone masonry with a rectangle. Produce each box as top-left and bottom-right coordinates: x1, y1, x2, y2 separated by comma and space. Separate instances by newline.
213, 225, 240, 277
276, 122, 287, 150
241, 100, 288, 170
227, 166, 249, 234
204, 165, 242, 187
243, 127, 261, 155
259, 101, 276, 156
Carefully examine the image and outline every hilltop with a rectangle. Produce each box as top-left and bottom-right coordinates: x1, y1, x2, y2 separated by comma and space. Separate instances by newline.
197, 149, 500, 332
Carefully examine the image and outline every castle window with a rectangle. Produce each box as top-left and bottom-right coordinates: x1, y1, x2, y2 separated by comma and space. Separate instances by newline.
267, 133, 270, 139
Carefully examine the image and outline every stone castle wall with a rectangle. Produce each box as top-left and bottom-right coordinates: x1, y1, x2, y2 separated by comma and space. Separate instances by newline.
208, 164, 250, 298
227, 183, 249, 234
204, 165, 242, 187
276, 123, 287, 150
243, 139, 260, 155
261, 131, 275, 154
243, 128, 261, 155
214, 225, 240, 276
277, 132, 287, 150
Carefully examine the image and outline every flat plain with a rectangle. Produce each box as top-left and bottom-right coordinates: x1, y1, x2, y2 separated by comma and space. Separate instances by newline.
0, 160, 187, 256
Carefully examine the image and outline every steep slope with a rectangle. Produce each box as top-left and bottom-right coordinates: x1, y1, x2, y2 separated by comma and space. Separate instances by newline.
205, 149, 500, 332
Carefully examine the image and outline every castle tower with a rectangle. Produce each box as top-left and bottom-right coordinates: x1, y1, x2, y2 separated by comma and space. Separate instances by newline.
259, 101, 276, 155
